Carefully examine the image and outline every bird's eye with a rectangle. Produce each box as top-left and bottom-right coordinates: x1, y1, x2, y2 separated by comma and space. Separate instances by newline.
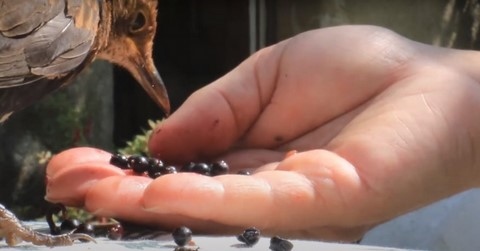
129, 11, 147, 33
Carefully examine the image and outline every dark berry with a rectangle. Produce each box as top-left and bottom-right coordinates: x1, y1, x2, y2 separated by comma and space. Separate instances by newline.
147, 158, 164, 171
107, 224, 124, 240
210, 160, 229, 176
237, 227, 260, 246
110, 154, 129, 169
60, 219, 81, 231
181, 162, 196, 172
237, 170, 251, 175
128, 155, 150, 174
269, 236, 293, 251
148, 171, 162, 179
74, 223, 95, 241
148, 165, 177, 178
147, 158, 164, 177
172, 226, 192, 247
163, 165, 178, 174
192, 162, 211, 175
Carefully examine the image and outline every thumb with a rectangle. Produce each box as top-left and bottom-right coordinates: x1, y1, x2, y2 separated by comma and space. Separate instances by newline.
148, 45, 283, 164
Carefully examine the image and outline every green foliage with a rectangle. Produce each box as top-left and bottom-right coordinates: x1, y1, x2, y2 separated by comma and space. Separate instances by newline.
62, 207, 95, 222
118, 119, 162, 156
45, 206, 107, 224
18, 91, 89, 152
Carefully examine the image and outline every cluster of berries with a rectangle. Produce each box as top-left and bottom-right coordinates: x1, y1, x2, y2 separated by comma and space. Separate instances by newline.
46, 203, 123, 241
46, 202, 292, 250
172, 226, 292, 251
109, 153, 232, 178
236, 227, 293, 251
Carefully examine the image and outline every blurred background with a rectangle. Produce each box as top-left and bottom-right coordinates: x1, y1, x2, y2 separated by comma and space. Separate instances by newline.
0, 0, 479, 249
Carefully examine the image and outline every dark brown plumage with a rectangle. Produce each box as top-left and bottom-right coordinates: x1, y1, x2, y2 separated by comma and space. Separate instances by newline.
0, 0, 170, 123
0, 0, 169, 246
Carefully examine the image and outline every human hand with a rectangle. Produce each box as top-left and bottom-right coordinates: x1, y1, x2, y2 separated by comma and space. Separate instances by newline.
45, 25, 480, 242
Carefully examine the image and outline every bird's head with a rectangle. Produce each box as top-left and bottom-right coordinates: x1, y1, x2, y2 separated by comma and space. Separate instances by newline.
97, 0, 170, 115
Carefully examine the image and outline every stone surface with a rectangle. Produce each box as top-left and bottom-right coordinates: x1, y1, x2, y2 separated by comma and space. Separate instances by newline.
362, 189, 480, 251
1, 222, 416, 251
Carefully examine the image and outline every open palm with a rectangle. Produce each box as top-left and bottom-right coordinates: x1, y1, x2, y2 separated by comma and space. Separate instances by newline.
46, 25, 480, 242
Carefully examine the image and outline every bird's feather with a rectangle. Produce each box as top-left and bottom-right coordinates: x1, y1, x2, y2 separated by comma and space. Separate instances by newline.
0, 0, 100, 118
0, 0, 65, 38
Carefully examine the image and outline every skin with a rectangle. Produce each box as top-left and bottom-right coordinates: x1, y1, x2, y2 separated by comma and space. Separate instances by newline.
45, 25, 480, 242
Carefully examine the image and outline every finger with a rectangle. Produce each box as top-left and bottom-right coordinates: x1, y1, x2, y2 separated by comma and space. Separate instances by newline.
47, 147, 112, 177
84, 176, 156, 225
242, 26, 414, 149
148, 43, 286, 164
45, 147, 126, 207
45, 162, 125, 207
83, 175, 240, 233
149, 26, 412, 164
142, 150, 364, 236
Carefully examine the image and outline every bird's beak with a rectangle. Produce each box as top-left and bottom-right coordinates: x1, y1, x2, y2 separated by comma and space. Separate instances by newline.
129, 55, 171, 116
97, 32, 170, 115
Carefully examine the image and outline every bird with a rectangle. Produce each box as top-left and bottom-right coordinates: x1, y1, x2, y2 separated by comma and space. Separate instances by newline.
0, 0, 170, 246
0, 0, 170, 122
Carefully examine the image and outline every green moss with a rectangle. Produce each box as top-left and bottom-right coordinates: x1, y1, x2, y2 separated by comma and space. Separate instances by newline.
118, 119, 162, 156
18, 91, 90, 152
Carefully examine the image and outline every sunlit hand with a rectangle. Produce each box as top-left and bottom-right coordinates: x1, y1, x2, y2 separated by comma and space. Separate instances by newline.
46, 25, 480, 242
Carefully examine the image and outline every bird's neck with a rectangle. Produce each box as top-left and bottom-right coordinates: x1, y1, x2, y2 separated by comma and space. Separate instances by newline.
94, 0, 113, 55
